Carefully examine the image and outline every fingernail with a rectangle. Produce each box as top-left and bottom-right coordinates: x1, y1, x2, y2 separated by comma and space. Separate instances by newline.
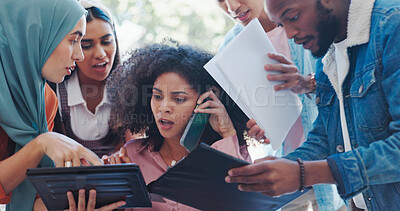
225, 176, 230, 183
238, 185, 244, 191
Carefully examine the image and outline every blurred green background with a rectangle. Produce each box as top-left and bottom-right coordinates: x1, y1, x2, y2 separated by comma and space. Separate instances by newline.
99, 0, 235, 54
0, 3, 235, 211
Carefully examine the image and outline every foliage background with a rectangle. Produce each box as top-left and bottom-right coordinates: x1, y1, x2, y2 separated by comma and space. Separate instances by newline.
0, 3, 235, 211
99, 0, 235, 54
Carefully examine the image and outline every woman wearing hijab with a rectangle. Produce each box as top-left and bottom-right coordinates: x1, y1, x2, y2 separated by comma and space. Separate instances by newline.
0, 0, 124, 210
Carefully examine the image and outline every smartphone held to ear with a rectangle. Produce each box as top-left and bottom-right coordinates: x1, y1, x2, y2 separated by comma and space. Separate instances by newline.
180, 97, 211, 152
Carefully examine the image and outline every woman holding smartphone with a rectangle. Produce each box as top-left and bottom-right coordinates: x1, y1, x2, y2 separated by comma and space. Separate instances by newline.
105, 42, 251, 210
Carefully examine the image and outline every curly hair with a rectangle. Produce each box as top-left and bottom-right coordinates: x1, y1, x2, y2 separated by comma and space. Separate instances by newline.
108, 41, 248, 151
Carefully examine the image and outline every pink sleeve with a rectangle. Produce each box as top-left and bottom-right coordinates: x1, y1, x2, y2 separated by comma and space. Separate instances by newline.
210, 136, 251, 162
0, 182, 11, 204
124, 140, 138, 162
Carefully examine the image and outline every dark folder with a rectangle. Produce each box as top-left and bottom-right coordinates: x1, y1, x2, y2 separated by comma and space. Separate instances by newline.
147, 143, 309, 211
26, 164, 151, 210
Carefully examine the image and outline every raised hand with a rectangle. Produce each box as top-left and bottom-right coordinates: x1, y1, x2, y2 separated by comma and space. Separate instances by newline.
194, 89, 236, 138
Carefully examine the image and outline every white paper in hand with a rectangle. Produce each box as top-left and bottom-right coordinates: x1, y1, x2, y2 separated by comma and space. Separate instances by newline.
204, 18, 302, 149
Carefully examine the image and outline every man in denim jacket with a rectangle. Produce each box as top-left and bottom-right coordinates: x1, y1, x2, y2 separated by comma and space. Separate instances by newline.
226, 0, 400, 210
217, 0, 345, 210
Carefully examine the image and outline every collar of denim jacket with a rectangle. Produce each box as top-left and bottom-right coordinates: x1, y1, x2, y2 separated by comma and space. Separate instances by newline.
321, 0, 375, 97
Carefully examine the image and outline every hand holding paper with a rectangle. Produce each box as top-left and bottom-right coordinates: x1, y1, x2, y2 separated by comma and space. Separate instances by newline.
204, 18, 302, 149
264, 53, 312, 94
246, 118, 269, 143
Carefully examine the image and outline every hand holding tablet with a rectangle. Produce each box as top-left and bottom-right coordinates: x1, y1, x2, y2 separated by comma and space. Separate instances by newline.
27, 164, 151, 210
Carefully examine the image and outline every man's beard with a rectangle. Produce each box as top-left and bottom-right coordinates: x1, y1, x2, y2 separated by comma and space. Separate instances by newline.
312, 0, 341, 58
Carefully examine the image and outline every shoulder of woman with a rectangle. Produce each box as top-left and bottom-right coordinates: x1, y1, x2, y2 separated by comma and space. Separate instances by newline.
124, 137, 150, 153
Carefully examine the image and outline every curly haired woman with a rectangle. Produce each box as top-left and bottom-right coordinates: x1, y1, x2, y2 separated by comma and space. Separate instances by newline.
105, 42, 251, 210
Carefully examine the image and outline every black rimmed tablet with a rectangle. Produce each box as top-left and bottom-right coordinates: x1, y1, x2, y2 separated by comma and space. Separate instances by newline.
26, 164, 151, 211
148, 143, 310, 211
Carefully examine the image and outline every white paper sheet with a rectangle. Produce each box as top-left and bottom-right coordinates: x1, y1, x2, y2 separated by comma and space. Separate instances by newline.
204, 18, 302, 149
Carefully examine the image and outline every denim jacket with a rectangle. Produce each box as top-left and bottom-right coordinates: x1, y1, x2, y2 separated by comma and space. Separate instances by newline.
285, 0, 400, 210
220, 23, 344, 210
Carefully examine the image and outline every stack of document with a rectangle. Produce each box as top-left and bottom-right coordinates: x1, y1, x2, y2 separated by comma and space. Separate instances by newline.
204, 18, 302, 149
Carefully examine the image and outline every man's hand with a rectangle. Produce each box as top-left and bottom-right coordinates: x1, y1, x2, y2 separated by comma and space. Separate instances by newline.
225, 158, 335, 197
225, 157, 300, 196
265, 53, 315, 94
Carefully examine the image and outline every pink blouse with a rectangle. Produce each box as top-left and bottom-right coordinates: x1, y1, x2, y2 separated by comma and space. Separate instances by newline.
124, 136, 251, 211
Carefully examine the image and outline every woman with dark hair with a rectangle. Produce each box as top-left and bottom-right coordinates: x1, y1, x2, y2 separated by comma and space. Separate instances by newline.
51, 0, 123, 157
105, 42, 250, 210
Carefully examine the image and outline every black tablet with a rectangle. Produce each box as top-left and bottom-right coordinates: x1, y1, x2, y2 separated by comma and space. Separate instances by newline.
26, 164, 151, 210
148, 143, 309, 211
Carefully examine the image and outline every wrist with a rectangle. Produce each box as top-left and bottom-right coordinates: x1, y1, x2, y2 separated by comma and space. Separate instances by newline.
33, 133, 48, 157
305, 73, 316, 93
221, 129, 237, 139
303, 160, 335, 187
296, 158, 305, 192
